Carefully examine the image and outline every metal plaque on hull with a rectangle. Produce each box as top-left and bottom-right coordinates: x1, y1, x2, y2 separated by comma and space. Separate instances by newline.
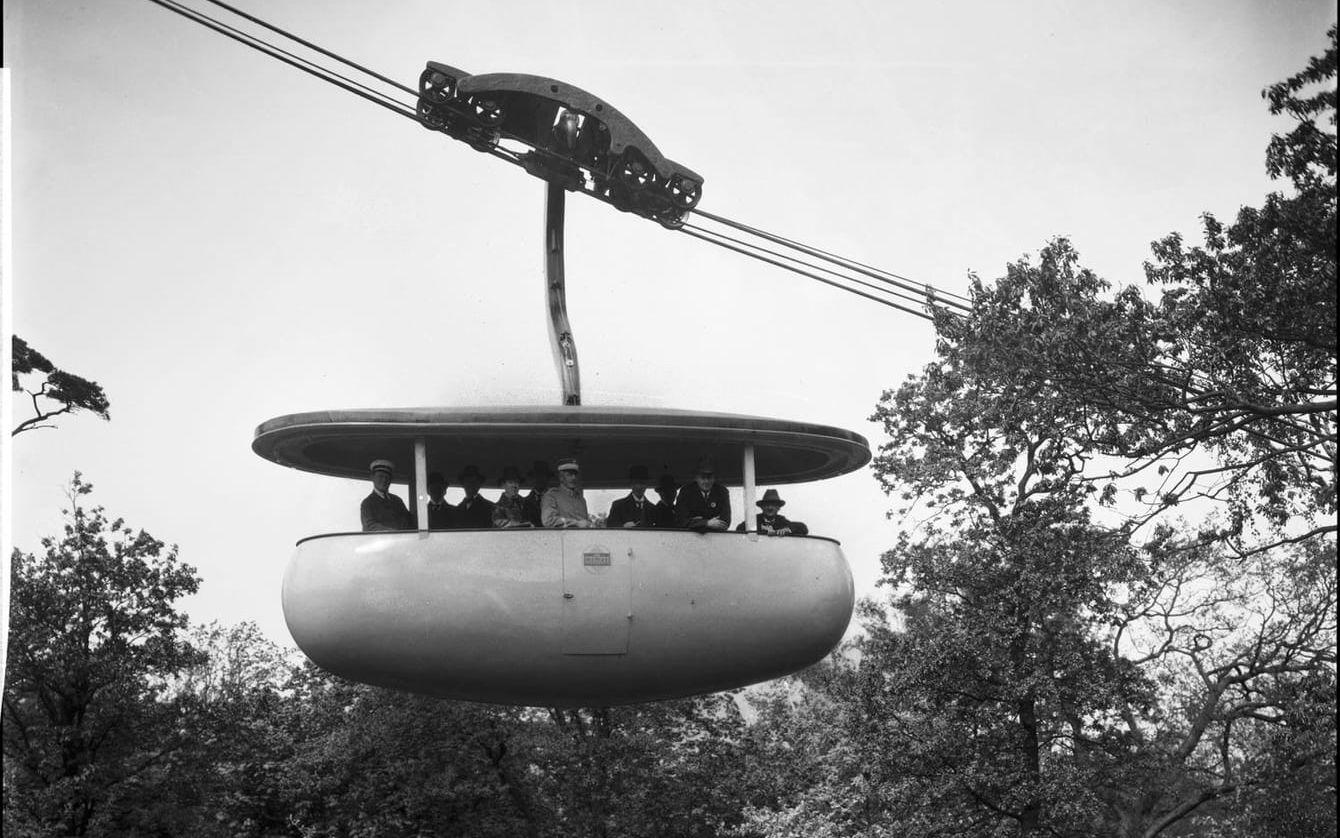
562, 542, 630, 654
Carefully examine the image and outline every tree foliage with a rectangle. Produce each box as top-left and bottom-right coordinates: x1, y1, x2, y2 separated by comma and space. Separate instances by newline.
4, 474, 203, 836
11, 337, 111, 436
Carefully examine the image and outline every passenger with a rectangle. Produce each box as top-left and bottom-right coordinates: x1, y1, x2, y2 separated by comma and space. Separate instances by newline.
455, 464, 495, 528
736, 488, 809, 536
522, 460, 554, 527
541, 457, 591, 528
607, 465, 656, 528
360, 459, 413, 532
426, 471, 458, 529
492, 465, 532, 528
675, 457, 730, 532
652, 473, 678, 528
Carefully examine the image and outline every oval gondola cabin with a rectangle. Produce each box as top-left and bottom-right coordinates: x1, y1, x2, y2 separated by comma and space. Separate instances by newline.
254, 406, 871, 706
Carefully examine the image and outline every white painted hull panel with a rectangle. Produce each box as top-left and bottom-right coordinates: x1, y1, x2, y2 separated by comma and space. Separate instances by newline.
282, 530, 854, 705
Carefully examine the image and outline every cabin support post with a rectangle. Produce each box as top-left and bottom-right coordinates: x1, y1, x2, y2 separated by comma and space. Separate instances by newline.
742, 443, 757, 533
545, 182, 581, 405
414, 436, 428, 531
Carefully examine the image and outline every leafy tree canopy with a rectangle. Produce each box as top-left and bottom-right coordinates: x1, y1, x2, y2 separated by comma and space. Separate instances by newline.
11, 336, 110, 436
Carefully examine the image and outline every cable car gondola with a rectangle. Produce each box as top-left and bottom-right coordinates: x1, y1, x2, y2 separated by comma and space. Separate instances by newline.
254, 407, 869, 706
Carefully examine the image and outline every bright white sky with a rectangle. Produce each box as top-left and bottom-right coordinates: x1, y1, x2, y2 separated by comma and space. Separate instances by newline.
5, 0, 1335, 646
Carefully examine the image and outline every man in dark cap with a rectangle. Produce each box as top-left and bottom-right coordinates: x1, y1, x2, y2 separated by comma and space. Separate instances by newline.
652, 473, 678, 528
675, 457, 730, 532
736, 488, 809, 536
361, 459, 414, 532
492, 465, 532, 528
426, 471, 458, 529
542, 458, 591, 528
455, 464, 495, 528
607, 465, 656, 528
522, 460, 554, 527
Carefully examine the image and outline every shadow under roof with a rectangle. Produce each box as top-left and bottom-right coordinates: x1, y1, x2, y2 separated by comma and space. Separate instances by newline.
253, 406, 871, 488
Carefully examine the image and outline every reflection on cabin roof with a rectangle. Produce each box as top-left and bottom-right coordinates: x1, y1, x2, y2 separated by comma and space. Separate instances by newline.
253, 405, 871, 489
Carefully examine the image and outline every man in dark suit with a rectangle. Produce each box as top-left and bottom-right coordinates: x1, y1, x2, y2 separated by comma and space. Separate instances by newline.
522, 460, 554, 527
652, 473, 678, 528
360, 458, 413, 531
455, 464, 495, 528
607, 465, 657, 528
736, 488, 809, 536
426, 471, 458, 529
675, 457, 731, 532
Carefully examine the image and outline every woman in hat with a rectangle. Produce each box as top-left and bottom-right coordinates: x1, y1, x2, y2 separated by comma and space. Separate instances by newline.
736, 488, 809, 536
491, 465, 532, 528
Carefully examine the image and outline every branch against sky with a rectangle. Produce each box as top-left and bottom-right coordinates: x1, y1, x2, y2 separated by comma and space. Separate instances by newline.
11, 336, 110, 436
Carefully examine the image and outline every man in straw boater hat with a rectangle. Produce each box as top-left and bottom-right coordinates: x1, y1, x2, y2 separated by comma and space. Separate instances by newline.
360, 458, 414, 532
542, 457, 592, 528
675, 457, 731, 532
607, 464, 656, 528
736, 488, 809, 536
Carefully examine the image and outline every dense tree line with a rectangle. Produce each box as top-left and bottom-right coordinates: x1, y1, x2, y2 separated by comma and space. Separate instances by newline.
5, 27, 1334, 838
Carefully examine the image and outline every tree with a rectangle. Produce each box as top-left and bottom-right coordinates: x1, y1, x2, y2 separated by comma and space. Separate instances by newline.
932, 27, 1337, 557
3, 474, 203, 836
11, 336, 110, 436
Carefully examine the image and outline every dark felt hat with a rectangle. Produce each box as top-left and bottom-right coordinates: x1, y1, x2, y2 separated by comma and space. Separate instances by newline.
656, 473, 678, 492
427, 471, 447, 485
756, 488, 786, 508
628, 464, 650, 481
528, 460, 554, 479
499, 465, 523, 484
458, 464, 486, 482
695, 457, 716, 475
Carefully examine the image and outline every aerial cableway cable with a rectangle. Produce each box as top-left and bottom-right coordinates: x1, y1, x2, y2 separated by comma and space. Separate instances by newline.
144, 0, 972, 321
679, 226, 938, 322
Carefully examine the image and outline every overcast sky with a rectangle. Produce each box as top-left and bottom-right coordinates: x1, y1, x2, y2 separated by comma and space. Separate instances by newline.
5, 0, 1335, 646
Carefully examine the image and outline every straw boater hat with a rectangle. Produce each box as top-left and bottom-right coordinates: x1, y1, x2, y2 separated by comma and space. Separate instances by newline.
756, 488, 786, 508
369, 459, 395, 476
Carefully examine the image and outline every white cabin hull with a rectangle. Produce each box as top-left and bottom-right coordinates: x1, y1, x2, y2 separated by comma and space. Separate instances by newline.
283, 529, 854, 705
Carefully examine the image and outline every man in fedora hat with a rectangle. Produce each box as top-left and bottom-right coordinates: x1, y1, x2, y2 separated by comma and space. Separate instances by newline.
542, 457, 591, 528
607, 465, 656, 528
675, 457, 730, 532
737, 488, 809, 536
426, 471, 459, 530
523, 460, 554, 527
455, 464, 495, 528
492, 465, 532, 528
361, 458, 414, 532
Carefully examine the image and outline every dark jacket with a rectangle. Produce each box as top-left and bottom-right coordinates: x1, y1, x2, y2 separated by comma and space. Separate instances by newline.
426, 500, 457, 530
455, 494, 496, 528
736, 513, 809, 536
653, 500, 677, 528
522, 490, 546, 527
674, 482, 731, 529
608, 492, 657, 528
361, 491, 413, 532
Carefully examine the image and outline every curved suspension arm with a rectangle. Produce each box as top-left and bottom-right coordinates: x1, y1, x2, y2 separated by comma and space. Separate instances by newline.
546, 183, 581, 405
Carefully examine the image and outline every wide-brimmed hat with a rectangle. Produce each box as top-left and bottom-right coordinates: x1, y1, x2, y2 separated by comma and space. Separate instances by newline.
628, 464, 650, 481
458, 464, 486, 482
756, 488, 786, 508
556, 457, 580, 473
499, 465, 523, 484
369, 458, 395, 476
